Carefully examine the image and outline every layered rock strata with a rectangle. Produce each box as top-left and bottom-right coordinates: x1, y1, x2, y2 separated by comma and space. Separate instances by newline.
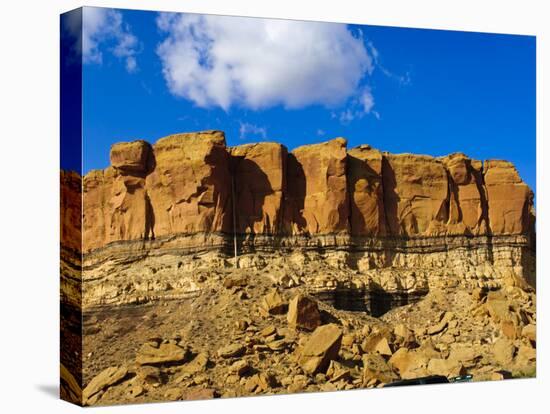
60, 130, 535, 308
60, 170, 83, 307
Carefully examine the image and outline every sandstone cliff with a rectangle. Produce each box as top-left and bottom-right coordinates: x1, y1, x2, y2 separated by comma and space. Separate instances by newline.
60, 130, 535, 307
61, 170, 82, 254
78, 130, 534, 250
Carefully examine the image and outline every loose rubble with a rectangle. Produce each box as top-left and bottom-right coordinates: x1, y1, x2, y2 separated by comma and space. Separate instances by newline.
73, 266, 536, 406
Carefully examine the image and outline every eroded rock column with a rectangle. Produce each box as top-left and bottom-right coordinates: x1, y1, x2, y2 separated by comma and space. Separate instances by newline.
283, 138, 349, 235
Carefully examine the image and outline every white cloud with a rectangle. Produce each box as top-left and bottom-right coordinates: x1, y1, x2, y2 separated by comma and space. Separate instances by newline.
360, 87, 375, 114
338, 86, 379, 124
125, 56, 137, 72
83, 7, 139, 72
156, 13, 373, 111
317, 129, 325, 136
239, 122, 267, 141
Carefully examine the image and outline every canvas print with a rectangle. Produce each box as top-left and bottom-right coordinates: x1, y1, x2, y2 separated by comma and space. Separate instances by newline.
60, 6, 536, 406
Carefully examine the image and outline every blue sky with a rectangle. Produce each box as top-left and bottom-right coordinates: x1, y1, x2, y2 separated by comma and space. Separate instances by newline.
77, 7, 536, 193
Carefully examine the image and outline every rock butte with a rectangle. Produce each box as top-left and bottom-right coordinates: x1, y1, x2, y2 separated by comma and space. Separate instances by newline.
60, 130, 535, 308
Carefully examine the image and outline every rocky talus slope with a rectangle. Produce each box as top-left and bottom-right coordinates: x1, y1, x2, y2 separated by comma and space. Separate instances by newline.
60, 130, 536, 405
74, 273, 535, 406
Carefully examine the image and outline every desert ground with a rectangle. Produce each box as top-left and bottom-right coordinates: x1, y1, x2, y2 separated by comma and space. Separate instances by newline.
66, 252, 536, 406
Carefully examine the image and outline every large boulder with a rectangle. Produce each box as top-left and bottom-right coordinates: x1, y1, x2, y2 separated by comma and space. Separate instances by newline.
389, 341, 441, 379
180, 352, 209, 376
83, 366, 128, 403
426, 358, 466, 377
136, 342, 188, 366
287, 294, 321, 331
484, 290, 521, 327
388, 347, 413, 374
217, 344, 246, 359
110, 140, 152, 174
229, 143, 286, 234
260, 290, 287, 315
297, 323, 343, 374
493, 337, 516, 366
284, 138, 349, 235
362, 353, 399, 384
362, 334, 393, 356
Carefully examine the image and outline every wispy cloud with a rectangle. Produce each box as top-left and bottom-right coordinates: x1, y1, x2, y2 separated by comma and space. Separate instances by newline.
339, 109, 355, 124
360, 87, 375, 114
367, 41, 411, 85
338, 86, 380, 124
334, 38, 410, 125
239, 122, 267, 141
83, 7, 139, 73
156, 13, 373, 111
140, 81, 152, 95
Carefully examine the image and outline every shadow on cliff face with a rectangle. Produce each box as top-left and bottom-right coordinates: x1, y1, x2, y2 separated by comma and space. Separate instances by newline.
347, 155, 367, 236
283, 153, 307, 234
231, 156, 276, 251
347, 154, 388, 237
381, 157, 398, 237
124, 144, 157, 241
143, 144, 156, 240
314, 284, 429, 318
109, 142, 157, 242
379, 157, 400, 268
367, 288, 429, 317
144, 193, 155, 241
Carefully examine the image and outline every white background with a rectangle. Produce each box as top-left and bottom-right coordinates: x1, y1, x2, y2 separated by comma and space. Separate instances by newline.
0, 0, 547, 413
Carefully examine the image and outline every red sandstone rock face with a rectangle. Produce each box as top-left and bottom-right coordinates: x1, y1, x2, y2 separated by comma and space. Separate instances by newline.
83, 167, 152, 252
230, 143, 286, 234
82, 169, 108, 252
382, 153, 449, 237
348, 145, 386, 236
71, 130, 535, 252
83, 131, 231, 252
110, 140, 152, 174
83, 140, 155, 252
145, 131, 232, 238
60, 170, 82, 253
441, 153, 488, 235
284, 138, 349, 235
484, 160, 534, 235
109, 174, 152, 243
